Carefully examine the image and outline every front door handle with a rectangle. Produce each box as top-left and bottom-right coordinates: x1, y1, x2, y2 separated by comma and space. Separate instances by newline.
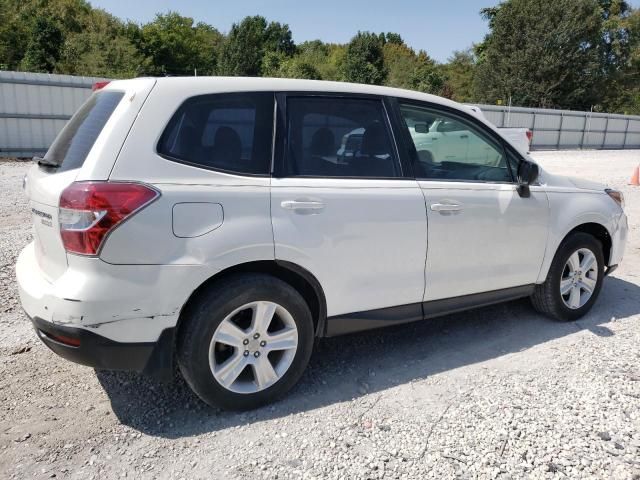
430, 203, 463, 212
281, 200, 325, 211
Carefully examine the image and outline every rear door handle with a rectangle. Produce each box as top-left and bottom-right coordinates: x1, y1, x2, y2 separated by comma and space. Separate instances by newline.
430, 203, 463, 212
281, 200, 325, 211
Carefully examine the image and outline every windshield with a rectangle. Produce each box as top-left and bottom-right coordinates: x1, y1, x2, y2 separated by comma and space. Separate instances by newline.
42, 91, 124, 172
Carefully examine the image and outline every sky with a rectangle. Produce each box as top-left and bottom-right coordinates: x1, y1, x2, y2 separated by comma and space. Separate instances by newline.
87, 0, 499, 62
90, 0, 640, 63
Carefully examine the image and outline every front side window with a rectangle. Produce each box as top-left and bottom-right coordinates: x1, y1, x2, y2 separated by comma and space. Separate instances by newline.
158, 92, 274, 175
284, 97, 401, 178
399, 103, 512, 183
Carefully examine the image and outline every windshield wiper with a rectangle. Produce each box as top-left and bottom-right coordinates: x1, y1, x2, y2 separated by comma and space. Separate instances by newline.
34, 156, 60, 168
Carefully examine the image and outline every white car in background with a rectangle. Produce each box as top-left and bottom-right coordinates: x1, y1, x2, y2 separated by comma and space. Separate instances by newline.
16, 77, 627, 410
466, 105, 533, 154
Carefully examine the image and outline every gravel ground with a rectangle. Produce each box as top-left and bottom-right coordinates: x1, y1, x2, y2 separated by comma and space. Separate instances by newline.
1, 151, 639, 480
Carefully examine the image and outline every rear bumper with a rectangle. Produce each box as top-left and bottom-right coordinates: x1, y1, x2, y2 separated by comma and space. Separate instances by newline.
15, 241, 203, 343
31, 315, 175, 378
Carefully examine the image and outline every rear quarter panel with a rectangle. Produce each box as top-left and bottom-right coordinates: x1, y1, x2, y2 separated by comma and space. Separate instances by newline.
103, 81, 274, 272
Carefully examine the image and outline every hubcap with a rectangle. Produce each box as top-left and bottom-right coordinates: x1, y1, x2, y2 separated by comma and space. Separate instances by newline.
209, 301, 298, 394
560, 248, 598, 310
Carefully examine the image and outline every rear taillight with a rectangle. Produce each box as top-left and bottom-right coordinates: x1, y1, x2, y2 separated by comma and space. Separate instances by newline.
526, 130, 533, 144
59, 182, 159, 255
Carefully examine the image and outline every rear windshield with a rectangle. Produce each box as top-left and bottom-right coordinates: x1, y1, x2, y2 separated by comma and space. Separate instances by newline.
43, 91, 124, 172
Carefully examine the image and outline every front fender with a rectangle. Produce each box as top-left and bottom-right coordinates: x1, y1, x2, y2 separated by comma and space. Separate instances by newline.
536, 191, 621, 283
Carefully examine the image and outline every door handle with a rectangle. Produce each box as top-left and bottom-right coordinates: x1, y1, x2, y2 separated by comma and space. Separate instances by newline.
281, 200, 325, 211
430, 203, 463, 212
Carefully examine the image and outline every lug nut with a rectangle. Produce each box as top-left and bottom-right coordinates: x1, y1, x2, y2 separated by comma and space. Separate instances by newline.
243, 350, 249, 357
243, 339, 249, 345
253, 333, 260, 339
260, 340, 266, 347
254, 351, 260, 358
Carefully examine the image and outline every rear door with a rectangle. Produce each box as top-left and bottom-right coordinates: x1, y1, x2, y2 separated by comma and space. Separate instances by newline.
271, 94, 428, 323
24, 80, 156, 281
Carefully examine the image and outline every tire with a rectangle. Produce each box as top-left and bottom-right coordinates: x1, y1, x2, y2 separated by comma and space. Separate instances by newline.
531, 232, 605, 321
177, 273, 314, 410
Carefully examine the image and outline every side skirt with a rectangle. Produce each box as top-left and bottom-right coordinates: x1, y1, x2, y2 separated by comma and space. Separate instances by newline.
324, 285, 535, 337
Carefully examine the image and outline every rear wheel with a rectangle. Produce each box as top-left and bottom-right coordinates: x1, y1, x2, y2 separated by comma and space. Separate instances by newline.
177, 274, 314, 410
531, 232, 604, 321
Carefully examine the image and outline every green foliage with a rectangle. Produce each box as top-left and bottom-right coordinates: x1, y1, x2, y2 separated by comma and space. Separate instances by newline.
21, 16, 64, 72
57, 9, 148, 77
341, 31, 386, 85
442, 50, 477, 103
0, 0, 638, 114
140, 12, 221, 75
410, 52, 446, 95
383, 41, 419, 89
0, 0, 29, 70
218, 15, 293, 76
384, 32, 404, 45
475, 0, 639, 113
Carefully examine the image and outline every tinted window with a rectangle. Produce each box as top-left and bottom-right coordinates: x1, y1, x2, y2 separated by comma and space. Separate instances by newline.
158, 92, 274, 175
44, 91, 124, 172
399, 103, 512, 183
284, 97, 400, 178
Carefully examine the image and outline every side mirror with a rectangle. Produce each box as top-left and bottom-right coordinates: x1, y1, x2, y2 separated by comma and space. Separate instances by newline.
516, 160, 539, 198
414, 123, 429, 134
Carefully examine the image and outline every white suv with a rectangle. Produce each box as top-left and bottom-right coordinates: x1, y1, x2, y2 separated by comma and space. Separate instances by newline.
17, 78, 628, 410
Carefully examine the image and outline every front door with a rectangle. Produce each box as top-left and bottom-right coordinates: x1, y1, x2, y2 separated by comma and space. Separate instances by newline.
396, 101, 549, 302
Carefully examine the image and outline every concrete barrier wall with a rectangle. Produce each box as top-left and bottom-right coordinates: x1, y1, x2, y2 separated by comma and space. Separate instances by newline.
476, 104, 640, 151
0, 71, 107, 157
1, 70, 639, 157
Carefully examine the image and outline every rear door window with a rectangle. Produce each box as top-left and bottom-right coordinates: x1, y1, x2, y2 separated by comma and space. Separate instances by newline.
283, 96, 401, 178
158, 92, 274, 175
44, 91, 124, 172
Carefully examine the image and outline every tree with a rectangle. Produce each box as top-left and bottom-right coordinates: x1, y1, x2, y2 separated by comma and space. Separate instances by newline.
58, 9, 149, 77
601, 6, 640, 113
20, 16, 64, 72
443, 49, 477, 103
140, 12, 221, 75
218, 16, 294, 76
475, 0, 605, 110
384, 32, 404, 45
410, 51, 446, 95
341, 31, 386, 85
278, 57, 322, 80
383, 40, 416, 89
292, 41, 345, 80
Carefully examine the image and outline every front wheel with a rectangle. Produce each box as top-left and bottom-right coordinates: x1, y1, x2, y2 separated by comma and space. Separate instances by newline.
177, 274, 314, 410
531, 232, 605, 321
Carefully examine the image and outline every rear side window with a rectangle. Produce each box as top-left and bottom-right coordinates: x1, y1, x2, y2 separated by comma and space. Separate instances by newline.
44, 91, 124, 172
283, 97, 401, 178
158, 92, 274, 175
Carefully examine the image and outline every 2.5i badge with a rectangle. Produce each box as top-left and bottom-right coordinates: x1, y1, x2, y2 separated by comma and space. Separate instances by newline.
32, 207, 53, 227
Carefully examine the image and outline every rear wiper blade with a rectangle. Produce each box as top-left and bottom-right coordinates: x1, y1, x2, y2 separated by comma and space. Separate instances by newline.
34, 156, 59, 168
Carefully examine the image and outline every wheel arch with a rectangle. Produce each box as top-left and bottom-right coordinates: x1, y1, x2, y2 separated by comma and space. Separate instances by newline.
176, 260, 328, 339
538, 221, 613, 283
567, 223, 612, 266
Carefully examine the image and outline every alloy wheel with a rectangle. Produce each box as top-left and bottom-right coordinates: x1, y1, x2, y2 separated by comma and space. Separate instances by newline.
208, 301, 298, 394
560, 248, 598, 310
